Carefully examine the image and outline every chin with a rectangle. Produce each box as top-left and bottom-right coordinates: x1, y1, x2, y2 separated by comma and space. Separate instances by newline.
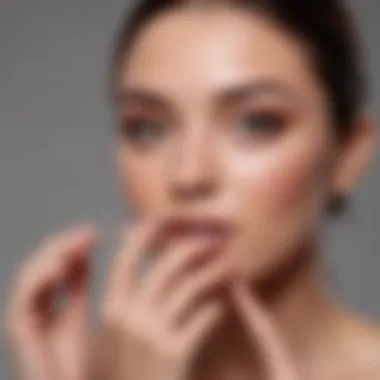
234, 235, 312, 291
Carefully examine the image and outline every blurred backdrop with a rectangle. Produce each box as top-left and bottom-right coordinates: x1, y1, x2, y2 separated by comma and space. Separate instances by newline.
0, 0, 379, 378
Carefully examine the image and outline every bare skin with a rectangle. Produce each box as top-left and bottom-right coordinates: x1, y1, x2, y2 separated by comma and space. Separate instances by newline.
5, 4, 380, 380
6, 220, 299, 380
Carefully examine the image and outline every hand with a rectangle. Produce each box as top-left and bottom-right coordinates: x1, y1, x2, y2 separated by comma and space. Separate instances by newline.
231, 280, 299, 380
5, 225, 97, 380
94, 218, 232, 380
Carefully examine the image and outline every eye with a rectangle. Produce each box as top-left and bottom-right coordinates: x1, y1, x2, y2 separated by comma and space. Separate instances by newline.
121, 117, 166, 145
237, 112, 286, 137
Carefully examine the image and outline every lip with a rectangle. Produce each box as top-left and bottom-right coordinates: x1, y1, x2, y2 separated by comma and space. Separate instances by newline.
164, 215, 233, 241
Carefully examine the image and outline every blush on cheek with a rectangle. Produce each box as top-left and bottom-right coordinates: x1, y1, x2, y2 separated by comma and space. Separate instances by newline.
263, 153, 326, 217
234, 139, 329, 220
228, 151, 328, 280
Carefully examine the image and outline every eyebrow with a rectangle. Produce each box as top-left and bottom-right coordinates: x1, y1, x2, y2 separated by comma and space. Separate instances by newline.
114, 78, 297, 110
114, 87, 171, 111
217, 79, 298, 105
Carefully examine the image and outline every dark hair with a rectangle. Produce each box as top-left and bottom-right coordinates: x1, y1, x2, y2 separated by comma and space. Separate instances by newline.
111, 0, 367, 216
110, 0, 367, 143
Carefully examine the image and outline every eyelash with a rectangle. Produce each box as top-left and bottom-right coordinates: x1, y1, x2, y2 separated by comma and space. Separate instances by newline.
237, 111, 287, 137
119, 110, 287, 148
120, 117, 166, 145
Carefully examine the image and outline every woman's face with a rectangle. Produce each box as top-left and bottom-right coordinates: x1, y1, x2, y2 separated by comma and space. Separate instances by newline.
114, 7, 339, 280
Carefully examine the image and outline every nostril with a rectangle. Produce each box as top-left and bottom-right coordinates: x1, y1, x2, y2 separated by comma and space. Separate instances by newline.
170, 179, 216, 201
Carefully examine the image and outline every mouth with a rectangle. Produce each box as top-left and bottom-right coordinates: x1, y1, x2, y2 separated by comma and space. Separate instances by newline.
164, 216, 233, 243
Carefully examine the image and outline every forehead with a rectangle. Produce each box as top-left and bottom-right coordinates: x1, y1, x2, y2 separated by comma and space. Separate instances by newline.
120, 7, 323, 102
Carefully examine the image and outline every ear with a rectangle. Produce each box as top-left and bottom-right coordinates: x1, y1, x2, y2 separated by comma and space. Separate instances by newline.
330, 113, 375, 196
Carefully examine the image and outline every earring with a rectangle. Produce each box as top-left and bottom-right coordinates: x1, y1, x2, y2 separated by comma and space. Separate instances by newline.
326, 192, 349, 216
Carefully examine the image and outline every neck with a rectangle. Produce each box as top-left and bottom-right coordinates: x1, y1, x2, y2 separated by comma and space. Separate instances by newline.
193, 242, 337, 380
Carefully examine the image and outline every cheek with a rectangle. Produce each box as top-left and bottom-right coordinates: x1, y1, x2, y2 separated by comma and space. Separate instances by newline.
255, 148, 327, 217
117, 147, 168, 217
228, 144, 329, 220
222, 136, 330, 274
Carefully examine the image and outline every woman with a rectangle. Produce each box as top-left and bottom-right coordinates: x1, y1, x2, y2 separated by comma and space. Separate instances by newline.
5, 0, 380, 379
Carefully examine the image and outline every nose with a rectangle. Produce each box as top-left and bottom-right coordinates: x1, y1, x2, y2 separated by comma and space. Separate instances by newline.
170, 127, 217, 201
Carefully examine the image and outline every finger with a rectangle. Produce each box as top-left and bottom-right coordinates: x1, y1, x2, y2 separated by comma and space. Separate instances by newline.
107, 217, 162, 300
63, 225, 97, 313
162, 254, 232, 325
44, 232, 95, 380
56, 252, 91, 343
231, 280, 298, 380
7, 225, 96, 338
140, 237, 217, 305
6, 226, 96, 380
179, 300, 224, 352
21, 225, 96, 312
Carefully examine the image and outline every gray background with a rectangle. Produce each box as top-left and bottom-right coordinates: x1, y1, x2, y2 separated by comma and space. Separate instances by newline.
0, 0, 379, 378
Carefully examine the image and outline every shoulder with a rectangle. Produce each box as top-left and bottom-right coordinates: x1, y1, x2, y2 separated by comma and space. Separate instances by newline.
335, 309, 380, 380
